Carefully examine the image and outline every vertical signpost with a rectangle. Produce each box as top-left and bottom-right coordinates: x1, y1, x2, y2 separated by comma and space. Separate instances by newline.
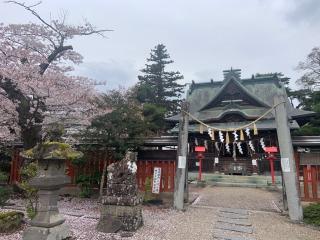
152, 167, 162, 194
274, 95, 303, 221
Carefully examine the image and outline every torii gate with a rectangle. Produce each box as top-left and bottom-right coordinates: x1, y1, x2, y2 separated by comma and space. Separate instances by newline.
174, 96, 303, 222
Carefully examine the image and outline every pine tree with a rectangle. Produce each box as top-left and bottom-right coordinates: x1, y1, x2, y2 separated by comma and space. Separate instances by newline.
137, 44, 184, 116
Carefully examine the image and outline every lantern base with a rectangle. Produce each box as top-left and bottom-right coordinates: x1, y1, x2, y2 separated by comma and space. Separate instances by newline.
23, 223, 71, 240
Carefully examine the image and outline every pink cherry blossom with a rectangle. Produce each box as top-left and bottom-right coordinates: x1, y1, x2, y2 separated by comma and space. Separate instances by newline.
0, 1, 111, 143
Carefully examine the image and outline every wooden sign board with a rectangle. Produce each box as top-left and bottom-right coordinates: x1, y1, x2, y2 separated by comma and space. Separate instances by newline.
152, 167, 161, 194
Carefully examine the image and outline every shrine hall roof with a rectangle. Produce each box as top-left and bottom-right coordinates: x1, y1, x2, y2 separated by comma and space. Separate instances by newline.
167, 70, 315, 125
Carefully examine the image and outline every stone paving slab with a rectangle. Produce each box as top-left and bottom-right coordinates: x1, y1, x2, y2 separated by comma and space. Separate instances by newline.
218, 212, 248, 219
220, 208, 248, 215
217, 217, 251, 226
213, 231, 256, 240
215, 222, 253, 234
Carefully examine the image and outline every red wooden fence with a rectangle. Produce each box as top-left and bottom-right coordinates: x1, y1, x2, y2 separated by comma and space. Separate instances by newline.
9, 148, 23, 184
295, 152, 320, 202
136, 160, 176, 192
9, 149, 115, 185
300, 165, 320, 201
9, 148, 176, 193
65, 150, 115, 185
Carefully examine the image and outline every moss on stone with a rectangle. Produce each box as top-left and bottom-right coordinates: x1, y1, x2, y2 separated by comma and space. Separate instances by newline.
21, 141, 83, 160
0, 211, 24, 232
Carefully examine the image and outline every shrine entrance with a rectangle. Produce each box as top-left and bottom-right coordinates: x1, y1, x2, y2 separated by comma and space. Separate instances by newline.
187, 134, 280, 176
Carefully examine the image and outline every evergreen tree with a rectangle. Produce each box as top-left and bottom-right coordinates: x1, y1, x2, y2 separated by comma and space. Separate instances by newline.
292, 47, 320, 135
86, 89, 147, 159
292, 90, 320, 136
137, 44, 184, 115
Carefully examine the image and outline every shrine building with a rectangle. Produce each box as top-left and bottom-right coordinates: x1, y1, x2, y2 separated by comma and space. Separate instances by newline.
167, 69, 314, 175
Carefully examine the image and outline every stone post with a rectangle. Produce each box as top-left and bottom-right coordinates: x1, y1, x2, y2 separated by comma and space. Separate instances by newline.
97, 151, 143, 233
23, 158, 71, 240
274, 95, 303, 221
174, 102, 189, 210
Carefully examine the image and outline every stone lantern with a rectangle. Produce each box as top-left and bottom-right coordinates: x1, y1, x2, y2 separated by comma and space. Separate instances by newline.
21, 142, 83, 240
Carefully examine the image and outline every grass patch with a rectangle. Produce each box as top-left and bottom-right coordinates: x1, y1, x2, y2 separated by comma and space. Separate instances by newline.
303, 203, 320, 226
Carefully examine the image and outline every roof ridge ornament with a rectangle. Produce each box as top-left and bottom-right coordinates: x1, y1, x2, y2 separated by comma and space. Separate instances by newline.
223, 68, 241, 81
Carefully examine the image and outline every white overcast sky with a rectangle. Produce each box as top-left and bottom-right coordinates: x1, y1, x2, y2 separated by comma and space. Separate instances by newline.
1, 0, 320, 91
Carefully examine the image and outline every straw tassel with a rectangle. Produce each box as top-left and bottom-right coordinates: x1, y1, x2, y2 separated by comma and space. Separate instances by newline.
226, 131, 230, 144
240, 129, 244, 141
253, 123, 258, 135
199, 124, 204, 134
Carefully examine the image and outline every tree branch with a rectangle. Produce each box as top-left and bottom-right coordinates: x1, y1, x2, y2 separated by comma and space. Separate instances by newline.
39, 45, 73, 75
6, 1, 61, 36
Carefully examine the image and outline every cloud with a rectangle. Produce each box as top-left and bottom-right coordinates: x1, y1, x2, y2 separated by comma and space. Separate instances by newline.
74, 60, 138, 91
286, 0, 320, 25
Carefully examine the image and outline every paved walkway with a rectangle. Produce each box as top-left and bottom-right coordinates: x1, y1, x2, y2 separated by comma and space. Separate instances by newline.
213, 208, 254, 240
191, 185, 283, 212
191, 186, 320, 240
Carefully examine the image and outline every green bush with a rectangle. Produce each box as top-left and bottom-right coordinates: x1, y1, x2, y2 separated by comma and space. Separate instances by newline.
0, 171, 8, 183
19, 162, 38, 219
0, 186, 11, 206
303, 203, 320, 226
0, 211, 24, 232
143, 177, 153, 202
76, 175, 92, 198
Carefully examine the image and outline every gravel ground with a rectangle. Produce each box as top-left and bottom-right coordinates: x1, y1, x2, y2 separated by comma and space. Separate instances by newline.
195, 186, 283, 212
0, 198, 215, 240
1, 186, 319, 240
251, 211, 320, 240
193, 186, 320, 240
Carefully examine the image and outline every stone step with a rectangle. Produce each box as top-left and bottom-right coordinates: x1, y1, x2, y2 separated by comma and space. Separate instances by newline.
217, 217, 252, 226
189, 172, 282, 184
220, 208, 248, 215
218, 212, 249, 219
209, 182, 268, 188
215, 222, 253, 234
213, 231, 256, 240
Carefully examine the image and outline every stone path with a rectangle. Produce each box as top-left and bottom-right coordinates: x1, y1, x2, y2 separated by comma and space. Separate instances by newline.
213, 208, 255, 240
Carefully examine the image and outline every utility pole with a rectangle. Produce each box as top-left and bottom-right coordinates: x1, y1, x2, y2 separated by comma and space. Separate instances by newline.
274, 95, 303, 221
174, 101, 189, 210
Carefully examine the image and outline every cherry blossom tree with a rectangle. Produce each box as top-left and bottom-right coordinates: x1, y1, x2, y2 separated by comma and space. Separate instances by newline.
0, 1, 111, 147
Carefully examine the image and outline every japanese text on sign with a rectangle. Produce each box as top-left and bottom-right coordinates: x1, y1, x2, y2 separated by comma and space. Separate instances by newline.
152, 167, 161, 194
